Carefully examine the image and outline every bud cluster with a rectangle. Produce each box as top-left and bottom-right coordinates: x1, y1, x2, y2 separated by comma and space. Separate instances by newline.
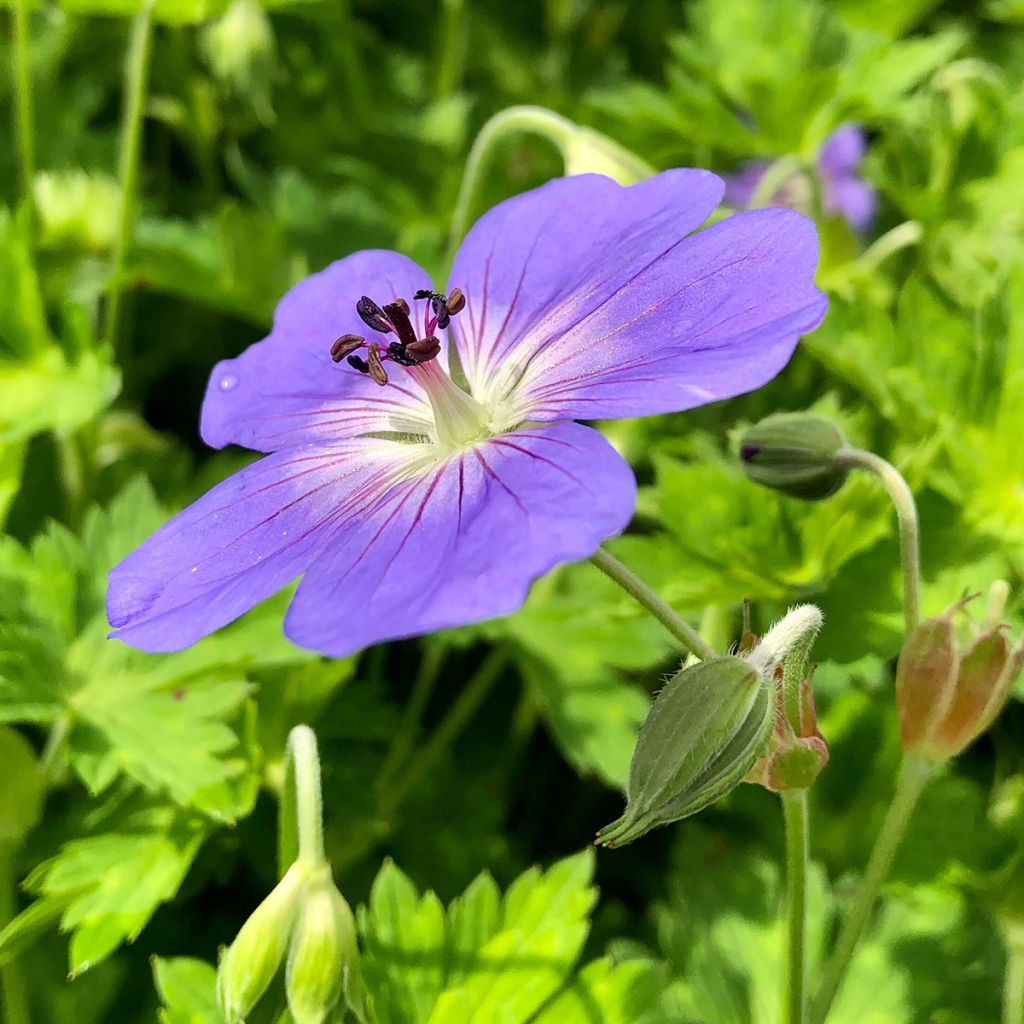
896, 591, 1023, 764
217, 860, 364, 1024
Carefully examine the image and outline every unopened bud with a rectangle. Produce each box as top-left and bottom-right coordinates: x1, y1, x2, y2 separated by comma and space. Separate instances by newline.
740, 413, 849, 500
596, 656, 773, 847
286, 868, 363, 1024
897, 594, 1024, 763
217, 863, 305, 1023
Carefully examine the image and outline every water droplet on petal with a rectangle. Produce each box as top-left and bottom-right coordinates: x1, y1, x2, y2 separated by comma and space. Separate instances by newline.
219, 374, 239, 392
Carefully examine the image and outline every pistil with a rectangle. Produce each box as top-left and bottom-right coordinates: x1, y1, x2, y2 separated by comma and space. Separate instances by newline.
411, 358, 490, 446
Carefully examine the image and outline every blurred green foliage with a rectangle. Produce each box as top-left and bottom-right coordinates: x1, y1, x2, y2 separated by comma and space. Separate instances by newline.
1, 0, 1024, 1021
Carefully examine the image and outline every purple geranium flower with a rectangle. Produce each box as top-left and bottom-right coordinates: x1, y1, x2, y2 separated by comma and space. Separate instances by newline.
107, 170, 827, 658
724, 124, 875, 234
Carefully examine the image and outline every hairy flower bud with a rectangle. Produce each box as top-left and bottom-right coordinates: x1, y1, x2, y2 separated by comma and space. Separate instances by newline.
897, 597, 1024, 763
596, 657, 774, 847
739, 412, 849, 500
286, 868, 363, 1024
217, 863, 305, 1023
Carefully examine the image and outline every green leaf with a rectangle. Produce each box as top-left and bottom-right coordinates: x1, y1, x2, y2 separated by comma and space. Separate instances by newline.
0, 440, 26, 527
532, 957, 672, 1024
0, 725, 45, 842
9, 804, 204, 975
67, 623, 254, 818
152, 957, 221, 1024
359, 851, 597, 1024
0, 208, 48, 358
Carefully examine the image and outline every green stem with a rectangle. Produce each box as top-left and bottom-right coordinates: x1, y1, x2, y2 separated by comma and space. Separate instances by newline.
433, 0, 465, 99
104, 0, 155, 352
280, 726, 326, 873
748, 155, 803, 210
12, 0, 35, 207
590, 548, 717, 662
809, 757, 932, 1024
782, 791, 810, 1024
380, 649, 506, 818
856, 221, 922, 274
0, 844, 31, 1024
447, 105, 575, 253
1004, 938, 1024, 1024
836, 448, 921, 633
377, 641, 447, 793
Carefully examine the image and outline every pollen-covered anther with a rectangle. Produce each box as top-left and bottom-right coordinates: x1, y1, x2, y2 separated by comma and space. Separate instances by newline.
330, 334, 365, 363
366, 345, 388, 386
445, 288, 466, 316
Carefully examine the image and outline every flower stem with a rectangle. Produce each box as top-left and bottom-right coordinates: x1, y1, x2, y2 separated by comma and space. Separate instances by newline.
0, 844, 31, 1024
748, 155, 803, 210
448, 105, 575, 253
377, 640, 447, 793
1004, 938, 1024, 1024
104, 0, 155, 352
280, 726, 326, 874
590, 548, 717, 662
782, 791, 810, 1024
12, 0, 35, 208
809, 757, 932, 1024
856, 221, 922, 274
433, 0, 464, 99
380, 648, 506, 818
836, 448, 921, 633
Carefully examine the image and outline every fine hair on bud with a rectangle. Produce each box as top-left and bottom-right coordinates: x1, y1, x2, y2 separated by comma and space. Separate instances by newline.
217, 863, 306, 1023
597, 656, 774, 847
286, 869, 363, 1024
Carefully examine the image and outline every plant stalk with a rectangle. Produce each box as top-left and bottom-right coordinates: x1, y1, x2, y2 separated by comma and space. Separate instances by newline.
590, 548, 717, 662
380, 648, 506, 817
12, 0, 36, 207
809, 757, 932, 1024
836, 448, 921, 632
0, 844, 31, 1024
782, 791, 810, 1024
1004, 938, 1024, 1024
447, 105, 575, 253
104, 0, 156, 352
280, 725, 326, 873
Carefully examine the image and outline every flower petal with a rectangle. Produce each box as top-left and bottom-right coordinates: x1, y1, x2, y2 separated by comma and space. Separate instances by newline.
818, 124, 866, 178
200, 250, 436, 452
284, 422, 636, 657
448, 170, 724, 405
466, 205, 826, 423
823, 175, 875, 234
107, 440, 433, 652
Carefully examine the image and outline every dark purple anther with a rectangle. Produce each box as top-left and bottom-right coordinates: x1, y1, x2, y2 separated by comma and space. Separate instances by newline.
347, 354, 370, 374
383, 300, 418, 349
357, 296, 392, 334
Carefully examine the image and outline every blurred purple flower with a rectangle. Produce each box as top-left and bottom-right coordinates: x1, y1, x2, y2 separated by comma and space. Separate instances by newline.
107, 171, 827, 658
724, 124, 875, 233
